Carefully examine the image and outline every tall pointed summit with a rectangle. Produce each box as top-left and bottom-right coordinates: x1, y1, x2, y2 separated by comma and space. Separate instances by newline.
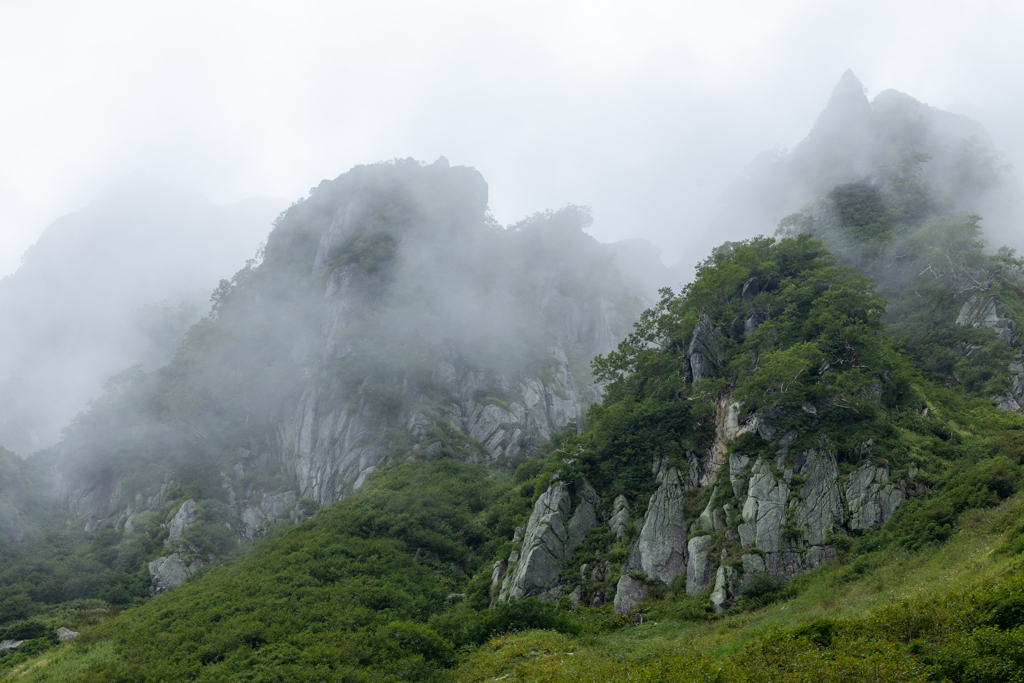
791, 69, 874, 184
815, 69, 872, 132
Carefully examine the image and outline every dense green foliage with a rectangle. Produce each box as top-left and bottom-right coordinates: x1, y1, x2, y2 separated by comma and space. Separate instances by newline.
780, 151, 1024, 396
5, 460, 549, 682
5, 105, 1024, 682
0, 447, 156, 622
578, 234, 908, 497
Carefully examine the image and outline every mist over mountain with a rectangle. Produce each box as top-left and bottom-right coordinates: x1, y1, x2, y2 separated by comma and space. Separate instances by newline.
49, 158, 668, 541
5, 71, 1024, 682
691, 70, 1021, 267
0, 177, 282, 455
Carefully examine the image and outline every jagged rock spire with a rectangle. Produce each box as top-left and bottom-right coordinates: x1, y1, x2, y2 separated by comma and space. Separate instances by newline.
805, 69, 871, 142
792, 69, 874, 184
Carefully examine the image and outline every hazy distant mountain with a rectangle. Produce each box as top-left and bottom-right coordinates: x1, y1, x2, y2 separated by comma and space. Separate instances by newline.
0, 176, 283, 455
690, 69, 1022, 260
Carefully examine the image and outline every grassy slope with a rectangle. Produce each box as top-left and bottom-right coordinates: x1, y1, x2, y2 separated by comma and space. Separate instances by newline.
6, 470, 1024, 683
456, 492, 1024, 682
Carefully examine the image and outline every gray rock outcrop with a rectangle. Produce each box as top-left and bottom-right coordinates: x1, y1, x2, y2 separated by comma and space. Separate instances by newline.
633, 464, 688, 586
710, 565, 736, 612
148, 553, 207, 595
608, 494, 630, 540
567, 482, 599, 549
280, 342, 591, 507
614, 574, 645, 614
740, 459, 789, 553
689, 314, 723, 382
241, 491, 297, 540
792, 449, 844, 545
956, 295, 1017, 344
53, 162, 645, 541
499, 480, 599, 601
730, 454, 751, 498
686, 535, 716, 595
844, 462, 904, 530
165, 499, 198, 548
744, 308, 768, 338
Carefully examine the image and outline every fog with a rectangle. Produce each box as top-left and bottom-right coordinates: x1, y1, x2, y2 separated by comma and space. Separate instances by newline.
3, 2, 1024, 456
0, 177, 280, 453
3, 1, 1024, 278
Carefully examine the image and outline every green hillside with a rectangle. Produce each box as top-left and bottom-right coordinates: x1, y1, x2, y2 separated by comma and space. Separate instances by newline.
5, 220, 1024, 680
2, 72, 1024, 682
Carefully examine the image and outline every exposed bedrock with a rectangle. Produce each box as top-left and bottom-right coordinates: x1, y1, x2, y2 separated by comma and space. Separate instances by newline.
496, 480, 599, 602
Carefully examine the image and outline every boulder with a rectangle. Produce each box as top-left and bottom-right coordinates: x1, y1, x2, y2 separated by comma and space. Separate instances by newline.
613, 574, 645, 615
57, 627, 80, 641
608, 494, 631, 541
148, 553, 207, 594
165, 499, 198, 548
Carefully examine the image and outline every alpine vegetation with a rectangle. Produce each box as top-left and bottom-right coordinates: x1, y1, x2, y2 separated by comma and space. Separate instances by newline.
2, 71, 1024, 683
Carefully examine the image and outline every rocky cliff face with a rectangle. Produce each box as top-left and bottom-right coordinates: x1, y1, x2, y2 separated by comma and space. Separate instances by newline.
488, 291, 925, 615
491, 406, 920, 615
954, 294, 1024, 412
48, 159, 646, 593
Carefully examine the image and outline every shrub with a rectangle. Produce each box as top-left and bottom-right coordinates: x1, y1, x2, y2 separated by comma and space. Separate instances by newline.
467, 598, 581, 645
739, 573, 789, 610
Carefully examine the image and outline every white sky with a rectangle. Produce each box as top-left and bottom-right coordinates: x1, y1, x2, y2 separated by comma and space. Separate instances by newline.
1, 0, 1023, 277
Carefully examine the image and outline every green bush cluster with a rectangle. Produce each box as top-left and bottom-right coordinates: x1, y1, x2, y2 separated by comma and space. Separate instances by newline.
0, 459, 567, 682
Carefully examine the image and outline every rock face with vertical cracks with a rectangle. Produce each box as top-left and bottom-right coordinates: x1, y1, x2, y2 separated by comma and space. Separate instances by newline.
499, 480, 599, 601
686, 535, 716, 595
792, 448, 845, 545
740, 459, 789, 553
688, 314, 723, 382
956, 295, 1017, 344
53, 160, 648, 544
633, 463, 688, 587
844, 462, 904, 530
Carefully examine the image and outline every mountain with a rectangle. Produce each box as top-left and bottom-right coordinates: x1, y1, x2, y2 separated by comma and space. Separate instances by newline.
41, 158, 663, 581
0, 176, 282, 455
700, 69, 1021, 258
3, 73, 1024, 682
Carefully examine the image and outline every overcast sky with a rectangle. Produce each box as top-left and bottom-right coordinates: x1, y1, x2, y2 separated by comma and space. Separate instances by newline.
1, 0, 1022, 278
